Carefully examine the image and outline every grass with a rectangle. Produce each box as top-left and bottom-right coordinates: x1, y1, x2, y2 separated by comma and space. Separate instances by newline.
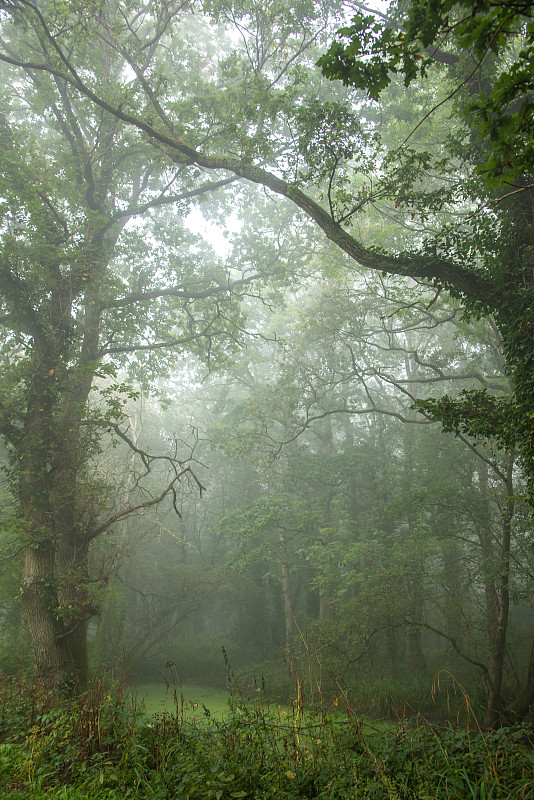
0, 675, 532, 799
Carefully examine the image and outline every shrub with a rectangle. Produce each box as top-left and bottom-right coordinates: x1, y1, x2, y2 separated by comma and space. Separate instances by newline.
0, 674, 532, 799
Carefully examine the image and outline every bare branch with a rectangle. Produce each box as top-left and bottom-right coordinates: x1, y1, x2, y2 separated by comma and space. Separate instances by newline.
100, 315, 219, 356
99, 274, 260, 311
111, 175, 239, 222
421, 622, 492, 686
90, 466, 206, 539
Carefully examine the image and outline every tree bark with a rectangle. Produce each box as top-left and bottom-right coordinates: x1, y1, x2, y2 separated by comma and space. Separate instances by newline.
403, 338, 426, 675
477, 456, 514, 727
508, 637, 534, 720
21, 543, 73, 685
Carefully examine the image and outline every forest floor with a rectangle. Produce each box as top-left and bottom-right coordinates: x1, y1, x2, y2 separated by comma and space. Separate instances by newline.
0, 677, 532, 799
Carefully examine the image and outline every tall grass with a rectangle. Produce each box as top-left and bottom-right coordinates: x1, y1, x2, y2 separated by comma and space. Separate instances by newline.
0, 674, 532, 799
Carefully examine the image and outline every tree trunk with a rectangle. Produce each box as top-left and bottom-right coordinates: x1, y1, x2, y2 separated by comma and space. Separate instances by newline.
386, 623, 400, 679
55, 533, 91, 690
18, 356, 75, 687
408, 578, 427, 674
508, 636, 534, 720
478, 457, 514, 727
403, 341, 426, 675
440, 536, 464, 651
18, 345, 97, 691
319, 590, 332, 621
21, 543, 73, 685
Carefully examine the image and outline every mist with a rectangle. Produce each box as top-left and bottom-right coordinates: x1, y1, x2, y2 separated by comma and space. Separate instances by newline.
0, 2, 533, 794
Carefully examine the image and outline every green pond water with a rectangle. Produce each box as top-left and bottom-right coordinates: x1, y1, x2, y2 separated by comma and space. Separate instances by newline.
130, 683, 234, 717
128, 683, 386, 738
127, 683, 295, 720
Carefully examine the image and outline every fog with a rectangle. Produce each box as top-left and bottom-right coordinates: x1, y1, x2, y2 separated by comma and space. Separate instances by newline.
0, 0, 533, 732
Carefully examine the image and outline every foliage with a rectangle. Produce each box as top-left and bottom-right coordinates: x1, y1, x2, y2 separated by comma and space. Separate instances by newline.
1, 0, 534, 736
318, 0, 534, 183
0, 677, 533, 799
414, 389, 515, 449
316, 0, 534, 512
0, 0, 265, 687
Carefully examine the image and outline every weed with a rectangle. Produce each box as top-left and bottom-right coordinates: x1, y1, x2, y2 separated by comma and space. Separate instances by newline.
0, 674, 531, 799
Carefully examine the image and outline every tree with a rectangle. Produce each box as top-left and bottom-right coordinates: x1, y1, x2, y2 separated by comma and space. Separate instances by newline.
317, 0, 534, 493
2, 0, 532, 498
2, 0, 534, 715
206, 270, 532, 722
0, 2, 263, 688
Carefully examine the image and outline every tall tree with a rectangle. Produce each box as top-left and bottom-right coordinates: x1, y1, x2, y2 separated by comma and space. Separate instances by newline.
2, 0, 534, 712
0, 2, 260, 688
2, 0, 532, 499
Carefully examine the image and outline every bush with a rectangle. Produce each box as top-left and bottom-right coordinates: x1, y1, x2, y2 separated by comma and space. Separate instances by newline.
0, 674, 532, 799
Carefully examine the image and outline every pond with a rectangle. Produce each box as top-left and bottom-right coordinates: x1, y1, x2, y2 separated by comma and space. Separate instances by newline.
130, 683, 256, 718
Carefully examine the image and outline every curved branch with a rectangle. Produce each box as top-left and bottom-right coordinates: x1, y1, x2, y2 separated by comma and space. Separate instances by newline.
100, 274, 260, 310
100, 314, 219, 356
111, 175, 239, 222
421, 622, 492, 688
0, 46, 495, 305
89, 466, 205, 540
272, 403, 432, 458
99, 421, 178, 472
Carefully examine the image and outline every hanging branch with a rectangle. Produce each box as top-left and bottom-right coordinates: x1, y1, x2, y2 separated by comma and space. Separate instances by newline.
89, 465, 206, 540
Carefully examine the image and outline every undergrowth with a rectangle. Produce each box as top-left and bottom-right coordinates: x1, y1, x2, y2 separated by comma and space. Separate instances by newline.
0, 675, 532, 799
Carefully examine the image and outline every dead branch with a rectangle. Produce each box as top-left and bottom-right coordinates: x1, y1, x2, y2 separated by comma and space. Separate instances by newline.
89, 466, 206, 540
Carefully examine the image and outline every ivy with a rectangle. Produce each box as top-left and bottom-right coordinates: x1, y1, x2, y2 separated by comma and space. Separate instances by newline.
415, 390, 515, 450
318, 1, 534, 505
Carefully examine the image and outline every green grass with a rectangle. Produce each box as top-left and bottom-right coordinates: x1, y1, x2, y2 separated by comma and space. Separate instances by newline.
0, 676, 532, 799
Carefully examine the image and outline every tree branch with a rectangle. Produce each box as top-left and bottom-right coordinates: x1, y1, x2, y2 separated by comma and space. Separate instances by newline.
90, 466, 206, 539
421, 622, 492, 688
100, 315, 219, 356
111, 176, 239, 222
0, 38, 495, 306
100, 274, 260, 311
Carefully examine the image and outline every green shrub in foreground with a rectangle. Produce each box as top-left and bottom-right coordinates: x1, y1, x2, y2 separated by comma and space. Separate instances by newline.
0, 678, 532, 799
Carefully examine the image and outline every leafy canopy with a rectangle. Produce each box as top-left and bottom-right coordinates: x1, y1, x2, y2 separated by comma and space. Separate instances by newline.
318, 0, 534, 183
